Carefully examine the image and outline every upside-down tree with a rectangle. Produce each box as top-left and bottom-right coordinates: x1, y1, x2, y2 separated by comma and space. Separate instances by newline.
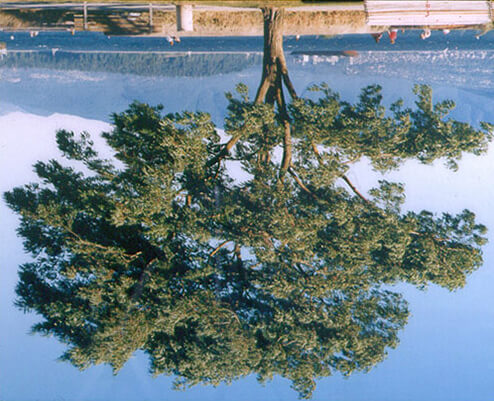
5, 7, 493, 399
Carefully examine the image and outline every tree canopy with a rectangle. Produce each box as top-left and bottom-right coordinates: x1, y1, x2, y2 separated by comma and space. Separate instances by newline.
5, 7, 493, 400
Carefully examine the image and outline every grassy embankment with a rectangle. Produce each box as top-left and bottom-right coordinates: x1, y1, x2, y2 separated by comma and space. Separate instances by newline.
0, 1, 363, 6
0, 7, 368, 35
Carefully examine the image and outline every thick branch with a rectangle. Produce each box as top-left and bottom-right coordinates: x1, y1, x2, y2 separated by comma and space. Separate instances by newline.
255, 74, 275, 104
282, 71, 298, 100
288, 166, 317, 199
279, 47, 297, 100
280, 121, 292, 177
276, 65, 292, 177
206, 134, 242, 168
210, 240, 230, 257
341, 175, 369, 203
311, 141, 322, 161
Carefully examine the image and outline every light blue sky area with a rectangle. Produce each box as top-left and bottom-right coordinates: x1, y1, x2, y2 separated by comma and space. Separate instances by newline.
2, 51, 494, 401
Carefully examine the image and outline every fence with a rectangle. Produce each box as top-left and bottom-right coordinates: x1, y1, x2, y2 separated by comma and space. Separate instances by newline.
365, 0, 492, 26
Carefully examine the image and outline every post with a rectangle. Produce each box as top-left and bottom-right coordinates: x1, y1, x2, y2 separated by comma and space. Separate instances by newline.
176, 5, 193, 32
83, 1, 88, 31
149, 3, 153, 27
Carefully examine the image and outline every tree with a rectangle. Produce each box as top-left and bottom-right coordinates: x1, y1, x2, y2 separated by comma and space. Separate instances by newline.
5, 7, 492, 399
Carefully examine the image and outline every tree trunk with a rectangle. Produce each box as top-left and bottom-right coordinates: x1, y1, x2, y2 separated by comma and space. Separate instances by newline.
208, 7, 297, 175
255, 8, 297, 178
255, 8, 285, 104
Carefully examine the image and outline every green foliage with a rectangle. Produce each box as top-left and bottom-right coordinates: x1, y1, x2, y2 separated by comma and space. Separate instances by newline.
291, 83, 494, 171
5, 82, 491, 399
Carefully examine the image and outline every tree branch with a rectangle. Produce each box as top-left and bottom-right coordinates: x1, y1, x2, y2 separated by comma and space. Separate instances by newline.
341, 175, 369, 204
282, 71, 298, 100
311, 141, 322, 161
210, 240, 230, 257
274, 69, 292, 178
255, 73, 275, 104
280, 121, 292, 177
310, 141, 369, 204
64, 225, 113, 252
206, 134, 242, 169
288, 166, 317, 199
131, 257, 156, 301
